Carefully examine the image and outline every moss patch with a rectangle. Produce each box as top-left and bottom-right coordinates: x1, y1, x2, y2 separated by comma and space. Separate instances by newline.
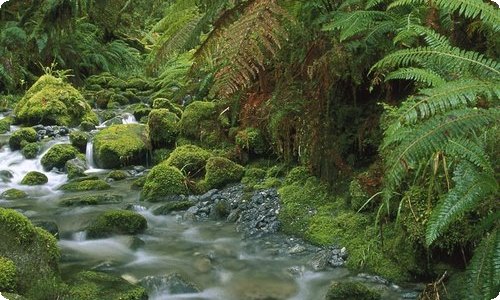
153, 200, 193, 215
0, 117, 12, 133
93, 124, 150, 169
165, 145, 211, 176
20, 171, 48, 185
205, 157, 244, 189
106, 170, 128, 181
60, 178, 110, 192
147, 109, 179, 147
41, 144, 79, 171
141, 164, 187, 202
1, 189, 28, 200
59, 194, 123, 207
325, 282, 380, 300
21, 142, 40, 159
8, 128, 37, 150
0, 256, 16, 292
178, 101, 224, 146
69, 131, 89, 153
235, 127, 267, 155
87, 210, 147, 238
14, 75, 98, 126
68, 271, 147, 300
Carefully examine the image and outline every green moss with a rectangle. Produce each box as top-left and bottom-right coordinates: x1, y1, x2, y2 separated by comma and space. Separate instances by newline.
20, 171, 48, 185
68, 271, 147, 300
131, 176, 146, 190
152, 148, 172, 165
0, 256, 16, 292
349, 179, 370, 212
0, 208, 60, 293
235, 127, 267, 155
41, 144, 79, 171
66, 158, 87, 179
87, 210, 148, 238
110, 93, 129, 106
178, 101, 222, 144
148, 109, 179, 147
69, 131, 89, 153
93, 124, 150, 169
79, 121, 96, 132
0, 117, 12, 133
241, 167, 266, 190
205, 157, 244, 189
59, 194, 123, 207
21, 142, 40, 159
60, 179, 111, 192
132, 104, 152, 121
106, 170, 128, 181
141, 164, 187, 202
254, 177, 282, 190
153, 200, 193, 215
9, 128, 37, 150
325, 282, 381, 300
152, 98, 183, 117
283, 166, 311, 185
1, 189, 28, 200
13, 75, 97, 126
165, 145, 211, 176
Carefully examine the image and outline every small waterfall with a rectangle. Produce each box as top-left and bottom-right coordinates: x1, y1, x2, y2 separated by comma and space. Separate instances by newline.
86, 141, 96, 168
122, 113, 137, 124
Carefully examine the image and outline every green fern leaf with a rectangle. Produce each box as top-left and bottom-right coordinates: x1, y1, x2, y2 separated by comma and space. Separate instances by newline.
323, 11, 391, 41
384, 67, 445, 86
445, 138, 493, 173
425, 162, 498, 246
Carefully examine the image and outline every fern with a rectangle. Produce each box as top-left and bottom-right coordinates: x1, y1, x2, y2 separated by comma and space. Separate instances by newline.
323, 10, 392, 42
394, 24, 451, 49
384, 67, 445, 86
389, 0, 500, 31
445, 138, 494, 173
464, 228, 500, 300
425, 161, 498, 246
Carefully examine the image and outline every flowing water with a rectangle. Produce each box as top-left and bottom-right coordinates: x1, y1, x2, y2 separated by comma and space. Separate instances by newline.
0, 122, 420, 300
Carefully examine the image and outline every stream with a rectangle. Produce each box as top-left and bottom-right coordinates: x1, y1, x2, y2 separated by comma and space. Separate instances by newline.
0, 112, 421, 300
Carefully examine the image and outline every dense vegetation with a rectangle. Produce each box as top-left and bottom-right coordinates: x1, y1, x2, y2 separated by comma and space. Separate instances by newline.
0, 0, 498, 299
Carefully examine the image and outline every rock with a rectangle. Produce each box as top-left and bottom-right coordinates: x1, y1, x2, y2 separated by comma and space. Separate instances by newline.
93, 124, 150, 169
141, 164, 187, 202
0, 189, 28, 200
0, 117, 11, 134
309, 251, 329, 271
0, 256, 16, 292
21, 143, 40, 159
204, 157, 244, 189
165, 145, 212, 176
13, 75, 98, 127
106, 170, 129, 181
20, 171, 48, 185
0, 208, 59, 294
226, 209, 240, 223
152, 98, 183, 117
209, 198, 231, 220
33, 220, 59, 239
148, 109, 179, 148
325, 281, 381, 300
86, 210, 148, 239
69, 131, 89, 153
132, 103, 151, 121
65, 158, 88, 179
0, 170, 13, 183
59, 194, 123, 207
8, 128, 37, 150
139, 273, 199, 295
194, 256, 212, 273
288, 244, 307, 255
178, 101, 218, 141
60, 178, 110, 191
152, 201, 193, 215
40, 144, 79, 171
68, 271, 147, 300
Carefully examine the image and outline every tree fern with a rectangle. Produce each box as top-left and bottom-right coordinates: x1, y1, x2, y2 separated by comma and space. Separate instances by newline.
322, 10, 392, 42
384, 67, 445, 86
425, 161, 498, 246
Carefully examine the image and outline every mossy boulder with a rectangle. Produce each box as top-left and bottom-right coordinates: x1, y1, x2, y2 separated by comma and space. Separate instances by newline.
59, 194, 123, 207
1, 189, 28, 200
178, 101, 220, 142
205, 157, 244, 189
69, 131, 89, 153
41, 144, 79, 171
86, 210, 147, 238
0, 256, 16, 292
8, 128, 37, 150
165, 145, 211, 176
241, 168, 267, 190
0, 117, 12, 133
21, 142, 40, 159
147, 109, 179, 147
132, 103, 151, 121
325, 282, 380, 300
141, 164, 187, 202
60, 178, 111, 192
152, 200, 193, 215
93, 124, 150, 169
235, 127, 267, 155
68, 271, 147, 300
65, 158, 88, 179
13, 75, 98, 126
106, 170, 128, 181
20, 171, 48, 185
152, 98, 183, 117
0, 208, 60, 293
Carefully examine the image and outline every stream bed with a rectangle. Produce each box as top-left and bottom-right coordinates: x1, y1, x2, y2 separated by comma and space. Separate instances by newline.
0, 114, 422, 300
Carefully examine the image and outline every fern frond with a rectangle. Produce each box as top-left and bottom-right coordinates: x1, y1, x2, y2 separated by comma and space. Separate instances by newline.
383, 108, 499, 201
425, 162, 498, 246
464, 228, 500, 300
372, 46, 500, 77
389, 0, 500, 31
322, 10, 391, 41
366, 0, 388, 9
394, 24, 451, 49
445, 138, 493, 173
384, 67, 445, 86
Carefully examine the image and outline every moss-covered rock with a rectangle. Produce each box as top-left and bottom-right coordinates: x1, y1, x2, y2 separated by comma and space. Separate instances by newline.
13, 75, 98, 126
132, 103, 152, 121
147, 109, 179, 148
68, 271, 147, 300
131, 176, 146, 190
152, 98, 183, 117
205, 157, 244, 189
235, 127, 267, 155
152, 200, 193, 215
178, 101, 220, 142
87, 210, 147, 238
59, 194, 123, 207
20, 142, 40, 159
0, 256, 16, 292
165, 145, 211, 176
8, 128, 37, 150
325, 282, 381, 300
60, 178, 111, 192
66, 158, 88, 179
1, 189, 28, 200
0, 208, 60, 293
20, 171, 48, 185
69, 131, 89, 153
241, 168, 267, 190
41, 144, 79, 171
93, 124, 150, 169
0, 117, 12, 134
106, 170, 128, 181
141, 164, 187, 202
